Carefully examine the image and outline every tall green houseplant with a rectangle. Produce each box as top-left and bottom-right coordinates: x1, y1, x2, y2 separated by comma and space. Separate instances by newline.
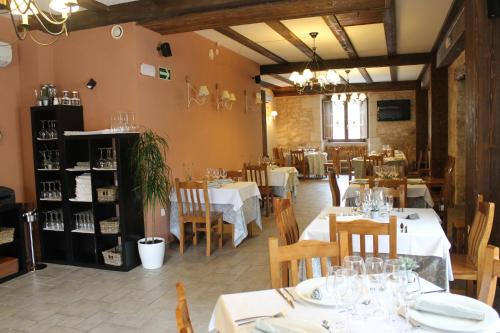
132, 130, 172, 244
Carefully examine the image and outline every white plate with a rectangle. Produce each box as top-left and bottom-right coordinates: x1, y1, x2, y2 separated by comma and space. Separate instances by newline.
294, 277, 337, 306
409, 293, 499, 332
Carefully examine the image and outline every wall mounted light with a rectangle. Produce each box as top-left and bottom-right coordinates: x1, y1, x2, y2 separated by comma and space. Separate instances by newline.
270, 110, 278, 120
86, 78, 97, 90
216, 84, 236, 111
186, 76, 210, 110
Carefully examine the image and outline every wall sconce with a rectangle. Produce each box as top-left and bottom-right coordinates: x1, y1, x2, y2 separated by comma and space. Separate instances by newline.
186, 76, 210, 110
270, 110, 278, 120
215, 84, 236, 111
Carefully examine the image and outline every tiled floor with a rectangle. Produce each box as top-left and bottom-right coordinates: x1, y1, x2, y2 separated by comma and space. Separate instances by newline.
0, 178, 347, 333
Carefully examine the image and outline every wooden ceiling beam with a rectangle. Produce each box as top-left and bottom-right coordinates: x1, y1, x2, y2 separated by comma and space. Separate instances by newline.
265, 20, 318, 60
261, 81, 281, 89
272, 80, 418, 97
322, 15, 372, 83
215, 27, 288, 64
78, 0, 109, 12
31, 0, 386, 34
260, 53, 431, 75
384, 0, 397, 81
335, 8, 384, 26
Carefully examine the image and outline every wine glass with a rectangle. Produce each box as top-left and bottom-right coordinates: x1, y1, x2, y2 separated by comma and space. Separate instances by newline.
344, 256, 365, 276
325, 265, 343, 297
401, 271, 422, 331
386, 195, 394, 213
354, 190, 361, 212
39, 120, 47, 139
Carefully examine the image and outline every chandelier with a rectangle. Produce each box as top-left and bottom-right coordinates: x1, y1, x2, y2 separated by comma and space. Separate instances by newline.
1, 0, 79, 45
331, 70, 367, 105
289, 32, 342, 94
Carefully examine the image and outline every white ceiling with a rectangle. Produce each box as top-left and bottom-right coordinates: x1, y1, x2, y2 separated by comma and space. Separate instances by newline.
195, 0, 453, 86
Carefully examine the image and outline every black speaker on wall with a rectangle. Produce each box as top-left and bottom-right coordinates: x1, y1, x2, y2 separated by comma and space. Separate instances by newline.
253, 75, 261, 84
488, 0, 500, 18
157, 43, 172, 57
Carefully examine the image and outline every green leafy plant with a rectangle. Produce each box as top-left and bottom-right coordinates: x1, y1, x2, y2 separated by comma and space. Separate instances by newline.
131, 130, 172, 244
399, 256, 420, 271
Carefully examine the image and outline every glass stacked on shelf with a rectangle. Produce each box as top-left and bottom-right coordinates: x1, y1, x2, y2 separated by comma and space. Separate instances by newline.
42, 209, 64, 231
37, 120, 58, 140
40, 181, 62, 200
39, 150, 60, 170
95, 147, 117, 170
110, 112, 138, 132
73, 210, 95, 233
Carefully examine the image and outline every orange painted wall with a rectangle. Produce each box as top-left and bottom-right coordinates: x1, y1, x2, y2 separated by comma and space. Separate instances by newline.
3, 20, 263, 239
0, 19, 24, 201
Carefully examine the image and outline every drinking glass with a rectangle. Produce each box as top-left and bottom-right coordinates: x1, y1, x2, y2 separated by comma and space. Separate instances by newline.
386, 195, 394, 213
354, 190, 361, 211
54, 150, 60, 169
401, 271, 422, 331
325, 265, 343, 297
39, 120, 47, 139
97, 148, 106, 168
343, 256, 366, 276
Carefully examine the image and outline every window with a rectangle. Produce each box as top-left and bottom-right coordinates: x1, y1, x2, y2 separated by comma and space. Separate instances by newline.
322, 97, 368, 142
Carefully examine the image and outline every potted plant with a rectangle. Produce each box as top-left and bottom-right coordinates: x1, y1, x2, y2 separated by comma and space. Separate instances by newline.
132, 129, 172, 269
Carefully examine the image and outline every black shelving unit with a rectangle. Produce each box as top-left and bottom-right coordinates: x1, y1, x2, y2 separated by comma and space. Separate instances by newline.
31, 106, 144, 271
0, 204, 27, 283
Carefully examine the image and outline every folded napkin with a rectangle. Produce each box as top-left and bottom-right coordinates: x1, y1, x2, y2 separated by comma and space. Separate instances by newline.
252, 318, 312, 333
405, 213, 420, 220
413, 297, 485, 321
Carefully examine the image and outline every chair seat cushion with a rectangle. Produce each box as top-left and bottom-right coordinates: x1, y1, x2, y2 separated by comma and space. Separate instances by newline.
451, 254, 477, 280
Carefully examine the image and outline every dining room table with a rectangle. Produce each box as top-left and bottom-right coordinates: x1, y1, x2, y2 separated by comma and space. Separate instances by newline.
209, 276, 500, 333
351, 151, 408, 178
300, 206, 452, 290
284, 150, 328, 178
343, 178, 434, 208
267, 166, 300, 197
169, 180, 261, 247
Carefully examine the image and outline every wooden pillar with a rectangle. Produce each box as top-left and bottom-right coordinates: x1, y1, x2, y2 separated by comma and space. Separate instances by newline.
261, 90, 268, 157
465, 0, 500, 244
415, 85, 429, 159
429, 61, 448, 178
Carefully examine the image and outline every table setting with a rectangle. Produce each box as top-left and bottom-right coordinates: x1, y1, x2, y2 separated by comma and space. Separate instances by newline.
300, 204, 452, 290
351, 151, 408, 178
209, 255, 499, 333
169, 174, 262, 246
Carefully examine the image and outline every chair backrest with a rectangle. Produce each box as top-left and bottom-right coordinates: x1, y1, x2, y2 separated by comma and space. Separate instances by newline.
243, 163, 269, 188
329, 214, 398, 259
268, 235, 349, 288
290, 150, 305, 164
273, 194, 299, 245
225, 170, 242, 181
467, 198, 495, 273
363, 155, 384, 176
176, 282, 194, 333
328, 169, 341, 206
272, 147, 286, 166
478, 245, 500, 306
368, 177, 408, 208
175, 178, 211, 223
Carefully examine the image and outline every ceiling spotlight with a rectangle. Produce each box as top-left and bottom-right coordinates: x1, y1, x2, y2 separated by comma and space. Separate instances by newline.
86, 78, 97, 90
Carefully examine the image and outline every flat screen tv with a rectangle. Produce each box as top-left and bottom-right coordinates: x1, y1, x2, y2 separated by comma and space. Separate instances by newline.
377, 99, 411, 121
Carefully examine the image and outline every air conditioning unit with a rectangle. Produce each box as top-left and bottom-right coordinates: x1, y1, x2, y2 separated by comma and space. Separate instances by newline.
0, 42, 12, 68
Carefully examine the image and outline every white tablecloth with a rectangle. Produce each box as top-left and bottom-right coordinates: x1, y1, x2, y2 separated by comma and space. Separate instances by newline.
169, 182, 261, 246
305, 152, 327, 177
352, 152, 408, 178
300, 207, 452, 288
343, 183, 434, 207
208, 280, 498, 333
268, 166, 299, 197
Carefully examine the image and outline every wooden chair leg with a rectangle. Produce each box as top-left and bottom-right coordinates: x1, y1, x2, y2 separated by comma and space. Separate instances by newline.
206, 223, 211, 256
193, 223, 198, 246
231, 224, 235, 248
218, 217, 223, 249
179, 222, 185, 255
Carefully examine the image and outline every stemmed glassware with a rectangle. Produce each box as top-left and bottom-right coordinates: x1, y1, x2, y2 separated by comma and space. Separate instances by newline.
39, 150, 60, 170
386, 195, 394, 214
43, 209, 64, 231
354, 190, 362, 212
40, 181, 61, 200
73, 210, 95, 233
38, 120, 48, 139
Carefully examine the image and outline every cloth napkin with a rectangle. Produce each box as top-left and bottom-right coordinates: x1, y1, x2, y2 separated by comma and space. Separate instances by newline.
251, 318, 313, 333
405, 213, 420, 220
413, 297, 485, 321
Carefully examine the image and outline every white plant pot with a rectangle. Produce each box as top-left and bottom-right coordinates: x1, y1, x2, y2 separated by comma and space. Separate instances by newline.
138, 237, 165, 269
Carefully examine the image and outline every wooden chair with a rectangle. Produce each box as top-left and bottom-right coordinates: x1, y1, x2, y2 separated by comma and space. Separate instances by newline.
272, 147, 286, 167
363, 155, 384, 177
243, 163, 273, 217
176, 282, 193, 333
268, 235, 349, 288
273, 193, 299, 245
175, 178, 223, 256
368, 177, 408, 208
329, 214, 398, 259
431, 156, 455, 226
451, 199, 495, 296
408, 146, 431, 177
328, 169, 341, 206
450, 195, 484, 254
225, 170, 242, 181
290, 150, 308, 179
478, 245, 500, 306
324, 146, 339, 175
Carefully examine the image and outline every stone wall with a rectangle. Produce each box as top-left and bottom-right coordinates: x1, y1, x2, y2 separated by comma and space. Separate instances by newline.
367, 90, 417, 162
272, 94, 323, 149
448, 51, 466, 205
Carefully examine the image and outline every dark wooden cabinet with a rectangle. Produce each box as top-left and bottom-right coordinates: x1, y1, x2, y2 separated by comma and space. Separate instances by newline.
31, 106, 144, 271
0, 204, 26, 283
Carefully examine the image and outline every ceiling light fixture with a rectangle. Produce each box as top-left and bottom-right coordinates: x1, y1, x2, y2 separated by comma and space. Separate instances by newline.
5, 0, 79, 45
331, 70, 367, 105
289, 32, 341, 94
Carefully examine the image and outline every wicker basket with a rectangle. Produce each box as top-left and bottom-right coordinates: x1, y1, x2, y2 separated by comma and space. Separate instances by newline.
96, 186, 117, 202
102, 246, 122, 266
0, 227, 15, 245
99, 218, 120, 234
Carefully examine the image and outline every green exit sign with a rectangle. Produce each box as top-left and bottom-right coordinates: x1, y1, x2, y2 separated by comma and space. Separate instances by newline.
158, 67, 171, 81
